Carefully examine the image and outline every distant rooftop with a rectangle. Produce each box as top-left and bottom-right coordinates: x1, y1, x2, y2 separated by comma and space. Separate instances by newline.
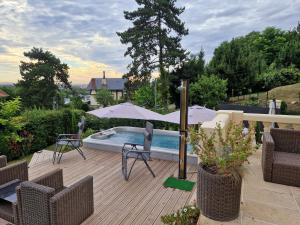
87, 72, 126, 91
0, 89, 9, 98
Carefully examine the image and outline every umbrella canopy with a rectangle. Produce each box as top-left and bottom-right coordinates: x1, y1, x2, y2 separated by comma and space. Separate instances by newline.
87, 102, 164, 121
163, 105, 216, 125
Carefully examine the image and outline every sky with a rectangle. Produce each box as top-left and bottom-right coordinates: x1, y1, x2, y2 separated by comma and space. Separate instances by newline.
0, 0, 299, 84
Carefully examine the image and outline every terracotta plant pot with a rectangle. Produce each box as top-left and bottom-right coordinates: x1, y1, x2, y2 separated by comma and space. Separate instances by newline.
197, 163, 242, 221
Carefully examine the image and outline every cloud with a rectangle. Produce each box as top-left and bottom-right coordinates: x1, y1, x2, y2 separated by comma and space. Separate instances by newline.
0, 0, 299, 84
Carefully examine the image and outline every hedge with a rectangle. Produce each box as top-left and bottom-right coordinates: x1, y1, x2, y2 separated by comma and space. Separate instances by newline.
0, 108, 178, 160
22, 109, 83, 153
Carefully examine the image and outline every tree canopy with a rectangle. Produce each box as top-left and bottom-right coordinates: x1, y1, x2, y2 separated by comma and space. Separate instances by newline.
117, 0, 188, 104
207, 24, 300, 95
169, 50, 205, 108
16, 47, 71, 108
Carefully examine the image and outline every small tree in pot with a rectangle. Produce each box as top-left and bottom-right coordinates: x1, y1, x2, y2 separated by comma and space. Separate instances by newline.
190, 122, 255, 221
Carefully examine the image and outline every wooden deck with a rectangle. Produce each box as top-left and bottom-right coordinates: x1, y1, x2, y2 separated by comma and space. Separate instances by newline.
0, 148, 197, 225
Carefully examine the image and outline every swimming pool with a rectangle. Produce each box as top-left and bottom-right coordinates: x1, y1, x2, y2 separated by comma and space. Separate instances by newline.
83, 126, 197, 164
93, 131, 192, 152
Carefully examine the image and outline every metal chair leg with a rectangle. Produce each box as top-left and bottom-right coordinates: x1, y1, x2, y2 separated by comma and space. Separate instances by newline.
75, 146, 86, 160
142, 154, 155, 178
126, 157, 138, 181
122, 152, 127, 180
57, 145, 65, 164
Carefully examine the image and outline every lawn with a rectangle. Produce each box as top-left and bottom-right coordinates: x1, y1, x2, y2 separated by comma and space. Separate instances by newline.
230, 83, 300, 114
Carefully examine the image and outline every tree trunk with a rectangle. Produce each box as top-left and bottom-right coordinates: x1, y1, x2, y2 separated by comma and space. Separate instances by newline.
158, 13, 168, 109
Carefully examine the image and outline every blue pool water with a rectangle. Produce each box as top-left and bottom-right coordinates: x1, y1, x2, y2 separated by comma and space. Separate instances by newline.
104, 131, 192, 152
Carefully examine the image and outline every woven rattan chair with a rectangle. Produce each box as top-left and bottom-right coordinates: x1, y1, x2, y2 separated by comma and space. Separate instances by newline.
122, 122, 155, 180
53, 116, 86, 164
0, 156, 28, 224
262, 128, 300, 187
15, 169, 94, 225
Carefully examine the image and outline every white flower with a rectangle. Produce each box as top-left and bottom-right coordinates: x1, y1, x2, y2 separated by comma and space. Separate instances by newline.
183, 208, 187, 213
173, 213, 177, 217
191, 206, 195, 209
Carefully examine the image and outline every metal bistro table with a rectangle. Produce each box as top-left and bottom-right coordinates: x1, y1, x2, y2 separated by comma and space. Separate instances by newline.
0, 179, 21, 203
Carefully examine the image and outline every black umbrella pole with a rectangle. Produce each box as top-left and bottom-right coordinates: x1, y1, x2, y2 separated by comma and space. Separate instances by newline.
178, 80, 189, 179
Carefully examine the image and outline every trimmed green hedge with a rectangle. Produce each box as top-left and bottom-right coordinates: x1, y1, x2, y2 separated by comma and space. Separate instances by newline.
1, 108, 178, 160
22, 109, 83, 153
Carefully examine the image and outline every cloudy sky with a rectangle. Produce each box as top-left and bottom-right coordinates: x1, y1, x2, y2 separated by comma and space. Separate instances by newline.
0, 0, 299, 84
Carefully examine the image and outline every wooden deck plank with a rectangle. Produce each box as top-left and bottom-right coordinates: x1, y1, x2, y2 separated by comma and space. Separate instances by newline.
0, 148, 197, 225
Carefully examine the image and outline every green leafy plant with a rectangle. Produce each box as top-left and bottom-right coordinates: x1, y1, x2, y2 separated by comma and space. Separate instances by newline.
95, 89, 114, 107
190, 122, 255, 174
280, 100, 288, 114
189, 75, 227, 108
133, 85, 155, 109
0, 97, 30, 159
161, 205, 200, 225
82, 128, 96, 139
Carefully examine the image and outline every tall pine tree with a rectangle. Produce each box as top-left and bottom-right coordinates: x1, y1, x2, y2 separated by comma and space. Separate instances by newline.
17, 47, 71, 108
117, 0, 188, 106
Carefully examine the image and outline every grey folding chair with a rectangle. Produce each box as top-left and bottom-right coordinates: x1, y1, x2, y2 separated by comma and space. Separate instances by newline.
53, 116, 86, 164
122, 122, 156, 180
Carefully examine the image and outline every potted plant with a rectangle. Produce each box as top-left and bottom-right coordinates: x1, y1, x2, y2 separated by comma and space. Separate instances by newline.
161, 205, 200, 225
189, 122, 254, 221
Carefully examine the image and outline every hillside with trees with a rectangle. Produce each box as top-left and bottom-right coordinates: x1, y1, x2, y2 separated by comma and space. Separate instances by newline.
208, 25, 300, 96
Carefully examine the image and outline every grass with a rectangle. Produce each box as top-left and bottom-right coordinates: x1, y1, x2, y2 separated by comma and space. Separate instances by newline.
230, 83, 300, 114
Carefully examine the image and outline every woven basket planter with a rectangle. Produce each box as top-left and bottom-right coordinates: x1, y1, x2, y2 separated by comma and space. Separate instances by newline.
197, 164, 242, 221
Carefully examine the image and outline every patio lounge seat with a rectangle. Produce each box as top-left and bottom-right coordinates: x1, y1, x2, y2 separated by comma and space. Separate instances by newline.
15, 169, 94, 225
0, 155, 28, 223
262, 128, 300, 187
122, 122, 156, 180
53, 116, 86, 164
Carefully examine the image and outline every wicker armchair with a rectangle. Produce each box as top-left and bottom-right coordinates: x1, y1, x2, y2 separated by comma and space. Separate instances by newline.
0, 156, 28, 223
262, 128, 300, 187
15, 169, 94, 225
0, 156, 28, 187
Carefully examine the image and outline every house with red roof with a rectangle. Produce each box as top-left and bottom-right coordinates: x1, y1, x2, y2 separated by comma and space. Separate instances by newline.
0, 89, 9, 98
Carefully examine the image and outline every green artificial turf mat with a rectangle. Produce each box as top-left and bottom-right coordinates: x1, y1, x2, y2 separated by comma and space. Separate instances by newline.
163, 176, 195, 191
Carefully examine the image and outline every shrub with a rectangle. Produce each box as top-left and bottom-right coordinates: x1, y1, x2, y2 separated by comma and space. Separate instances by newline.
190, 122, 255, 174
190, 75, 227, 108
133, 85, 155, 109
257, 66, 300, 90
255, 122, 263, 144
161, 205, 200, 225
95, 89, 114, 107
280, 101, 288, 114
22, 109, 83, 152
0, 97, 28, 159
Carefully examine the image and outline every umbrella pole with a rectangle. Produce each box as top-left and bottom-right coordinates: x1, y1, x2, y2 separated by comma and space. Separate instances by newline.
178, 80, 189, 179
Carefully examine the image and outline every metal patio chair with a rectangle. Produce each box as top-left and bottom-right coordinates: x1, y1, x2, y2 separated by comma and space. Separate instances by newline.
122, 122, 156, 180
53, 116, 86, 164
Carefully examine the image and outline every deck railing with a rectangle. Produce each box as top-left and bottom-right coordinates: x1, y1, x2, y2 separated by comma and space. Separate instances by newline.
202, 110, 300, 133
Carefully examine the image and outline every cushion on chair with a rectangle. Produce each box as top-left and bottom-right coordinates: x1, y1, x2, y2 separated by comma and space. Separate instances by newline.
272, 151, 300, 187
271, 129, 300, 154
274, 151, 300, 167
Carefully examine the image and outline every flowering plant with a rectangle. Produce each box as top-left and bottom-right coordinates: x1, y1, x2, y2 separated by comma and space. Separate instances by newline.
161, 205, 200, 225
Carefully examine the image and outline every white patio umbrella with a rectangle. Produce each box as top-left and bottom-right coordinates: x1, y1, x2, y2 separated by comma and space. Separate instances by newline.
163, 105, 216, 125
87, 102, 164, 121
